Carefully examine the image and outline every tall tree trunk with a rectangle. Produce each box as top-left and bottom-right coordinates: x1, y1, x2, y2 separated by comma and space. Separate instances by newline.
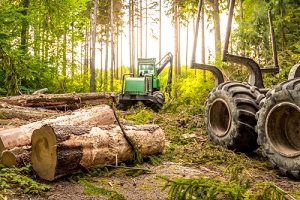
115, 25, 119, 79
71, 22, 75, 79
110, 0, 114, 91
84, 26, 90, 91
239, 0, 245, 56
212, 0, 221, 60
145, 0, 148, 57
131, 0, 136, 75
90, 0, 98, 92
61, 23, 67, 93
159, 0, 162, 62
201, 8, 206, 80
178, 21, 181, 74
174, 3, 179, 78
20, 0, 29, 54
129, 0, 133, 73
100, 40, 103, 89
104, 26, 109, 91
62, 26, 67, 78
139, 0, 143, 58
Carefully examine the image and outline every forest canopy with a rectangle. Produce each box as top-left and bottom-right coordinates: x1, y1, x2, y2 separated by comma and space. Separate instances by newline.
0, 0, 300, 97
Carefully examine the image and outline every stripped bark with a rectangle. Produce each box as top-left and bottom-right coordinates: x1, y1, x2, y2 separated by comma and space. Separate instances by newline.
31, 124, 165, 181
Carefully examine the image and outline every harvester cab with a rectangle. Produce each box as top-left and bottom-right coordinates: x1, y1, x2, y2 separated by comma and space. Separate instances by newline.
116, 52, 173, 112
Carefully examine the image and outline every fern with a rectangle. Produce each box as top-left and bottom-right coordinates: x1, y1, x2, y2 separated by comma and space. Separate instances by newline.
160, 175, 248, 200
79, 180, 126, 200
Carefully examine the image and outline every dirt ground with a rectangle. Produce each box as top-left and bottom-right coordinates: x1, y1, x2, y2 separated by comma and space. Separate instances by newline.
1, 112, 300, 200
5, 155, 300, 200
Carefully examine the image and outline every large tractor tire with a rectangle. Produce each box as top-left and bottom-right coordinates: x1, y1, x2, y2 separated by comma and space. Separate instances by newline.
205, 81, 263, 152
257, 78, 300, 179
150, 91, 165, 112
115, 92, 138, 111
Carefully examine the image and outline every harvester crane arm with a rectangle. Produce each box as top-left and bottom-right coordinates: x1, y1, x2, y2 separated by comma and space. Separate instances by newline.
155, 52, 173, 94
156, 52, 173, 75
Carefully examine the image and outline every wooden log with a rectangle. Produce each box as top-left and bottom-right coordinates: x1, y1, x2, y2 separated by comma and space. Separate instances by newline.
1, 148, 31, 167
0, 104, 115, 154
0, 103, 61, 121
31, 124, 165, 181
0, 92, 115, 111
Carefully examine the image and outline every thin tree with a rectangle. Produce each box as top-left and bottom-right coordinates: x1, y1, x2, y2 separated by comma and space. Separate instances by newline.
90, 0, 98, 92
110, 0, 114, 91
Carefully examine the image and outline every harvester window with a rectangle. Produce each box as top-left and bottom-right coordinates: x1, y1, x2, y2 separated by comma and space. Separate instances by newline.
139, 64, 154, 76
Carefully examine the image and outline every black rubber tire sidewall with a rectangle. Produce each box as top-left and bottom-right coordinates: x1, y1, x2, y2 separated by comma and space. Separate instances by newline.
257, 78, 300, 179
205, 81, 262, 152
151, 91, 165, 112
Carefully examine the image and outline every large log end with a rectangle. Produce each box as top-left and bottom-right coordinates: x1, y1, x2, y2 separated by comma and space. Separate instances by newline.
31, 125, 58, 181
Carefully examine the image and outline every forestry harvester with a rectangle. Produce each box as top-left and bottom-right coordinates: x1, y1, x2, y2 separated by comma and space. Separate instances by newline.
116, 52, 173, 112
192, 0, 300, 179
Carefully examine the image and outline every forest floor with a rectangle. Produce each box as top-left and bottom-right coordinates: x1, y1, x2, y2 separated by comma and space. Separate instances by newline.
1, 106, 300, 200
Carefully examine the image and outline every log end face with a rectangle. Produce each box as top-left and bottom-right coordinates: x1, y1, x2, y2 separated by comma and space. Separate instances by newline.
1, 150, 17, 167
31, 125, 57, 181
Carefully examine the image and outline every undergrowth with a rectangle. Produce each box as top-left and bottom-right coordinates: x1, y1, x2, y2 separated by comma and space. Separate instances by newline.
68, 165, 152, 200
0, 164, 51, 199
160, 162, 297, 200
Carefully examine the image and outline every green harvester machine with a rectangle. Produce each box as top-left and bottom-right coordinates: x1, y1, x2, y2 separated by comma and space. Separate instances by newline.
116, 52, 173, 112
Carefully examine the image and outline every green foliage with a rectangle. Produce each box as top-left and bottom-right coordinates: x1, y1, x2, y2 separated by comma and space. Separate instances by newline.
125, 109, 153, 124
160, 175, 249, 200
68, 167, 125, 199
159, 67, 214, 113
160, 162, 295, 200
79, 179, 126, 200
0, 164, 51, 196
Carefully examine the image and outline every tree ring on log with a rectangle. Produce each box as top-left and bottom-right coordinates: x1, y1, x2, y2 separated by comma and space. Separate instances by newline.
31, 125, 57, 181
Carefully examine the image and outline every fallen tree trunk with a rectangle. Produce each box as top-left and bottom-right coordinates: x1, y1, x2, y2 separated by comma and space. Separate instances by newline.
31, 124, 165, 181
1, 148, 31, 167
0, 92, 116, 111
0, 102, 61, 121
0, 104, 115, 154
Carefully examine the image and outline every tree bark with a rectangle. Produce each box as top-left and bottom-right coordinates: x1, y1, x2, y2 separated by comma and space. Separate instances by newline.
31, 124, 165, 181
0, 104, 115, 153
0, 103, 61, 121
0, 92, 115, 111
1, 148, 31, 167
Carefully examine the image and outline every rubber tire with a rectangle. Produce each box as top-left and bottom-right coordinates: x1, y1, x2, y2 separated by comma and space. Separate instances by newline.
115, 92, 137, 111
257, 78, 300, 179
205, 81, 263, 152
151, 91, 165, 112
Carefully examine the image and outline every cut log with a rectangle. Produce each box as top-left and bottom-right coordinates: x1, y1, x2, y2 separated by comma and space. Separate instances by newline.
0, 104, 115, 154
1, 148, 31, 167
0, 92, 115, 111
31, 124, 165, 181
0, 103, 61, 121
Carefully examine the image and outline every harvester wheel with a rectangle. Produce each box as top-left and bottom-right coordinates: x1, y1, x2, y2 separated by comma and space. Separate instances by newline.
151, 91, 165, 112
115, 92, 138, 111
205, 81, 263, 152
257, 78, 300, 179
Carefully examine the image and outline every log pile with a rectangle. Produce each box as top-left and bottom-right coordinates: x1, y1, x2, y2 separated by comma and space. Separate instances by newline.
0, 91, 166, 181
